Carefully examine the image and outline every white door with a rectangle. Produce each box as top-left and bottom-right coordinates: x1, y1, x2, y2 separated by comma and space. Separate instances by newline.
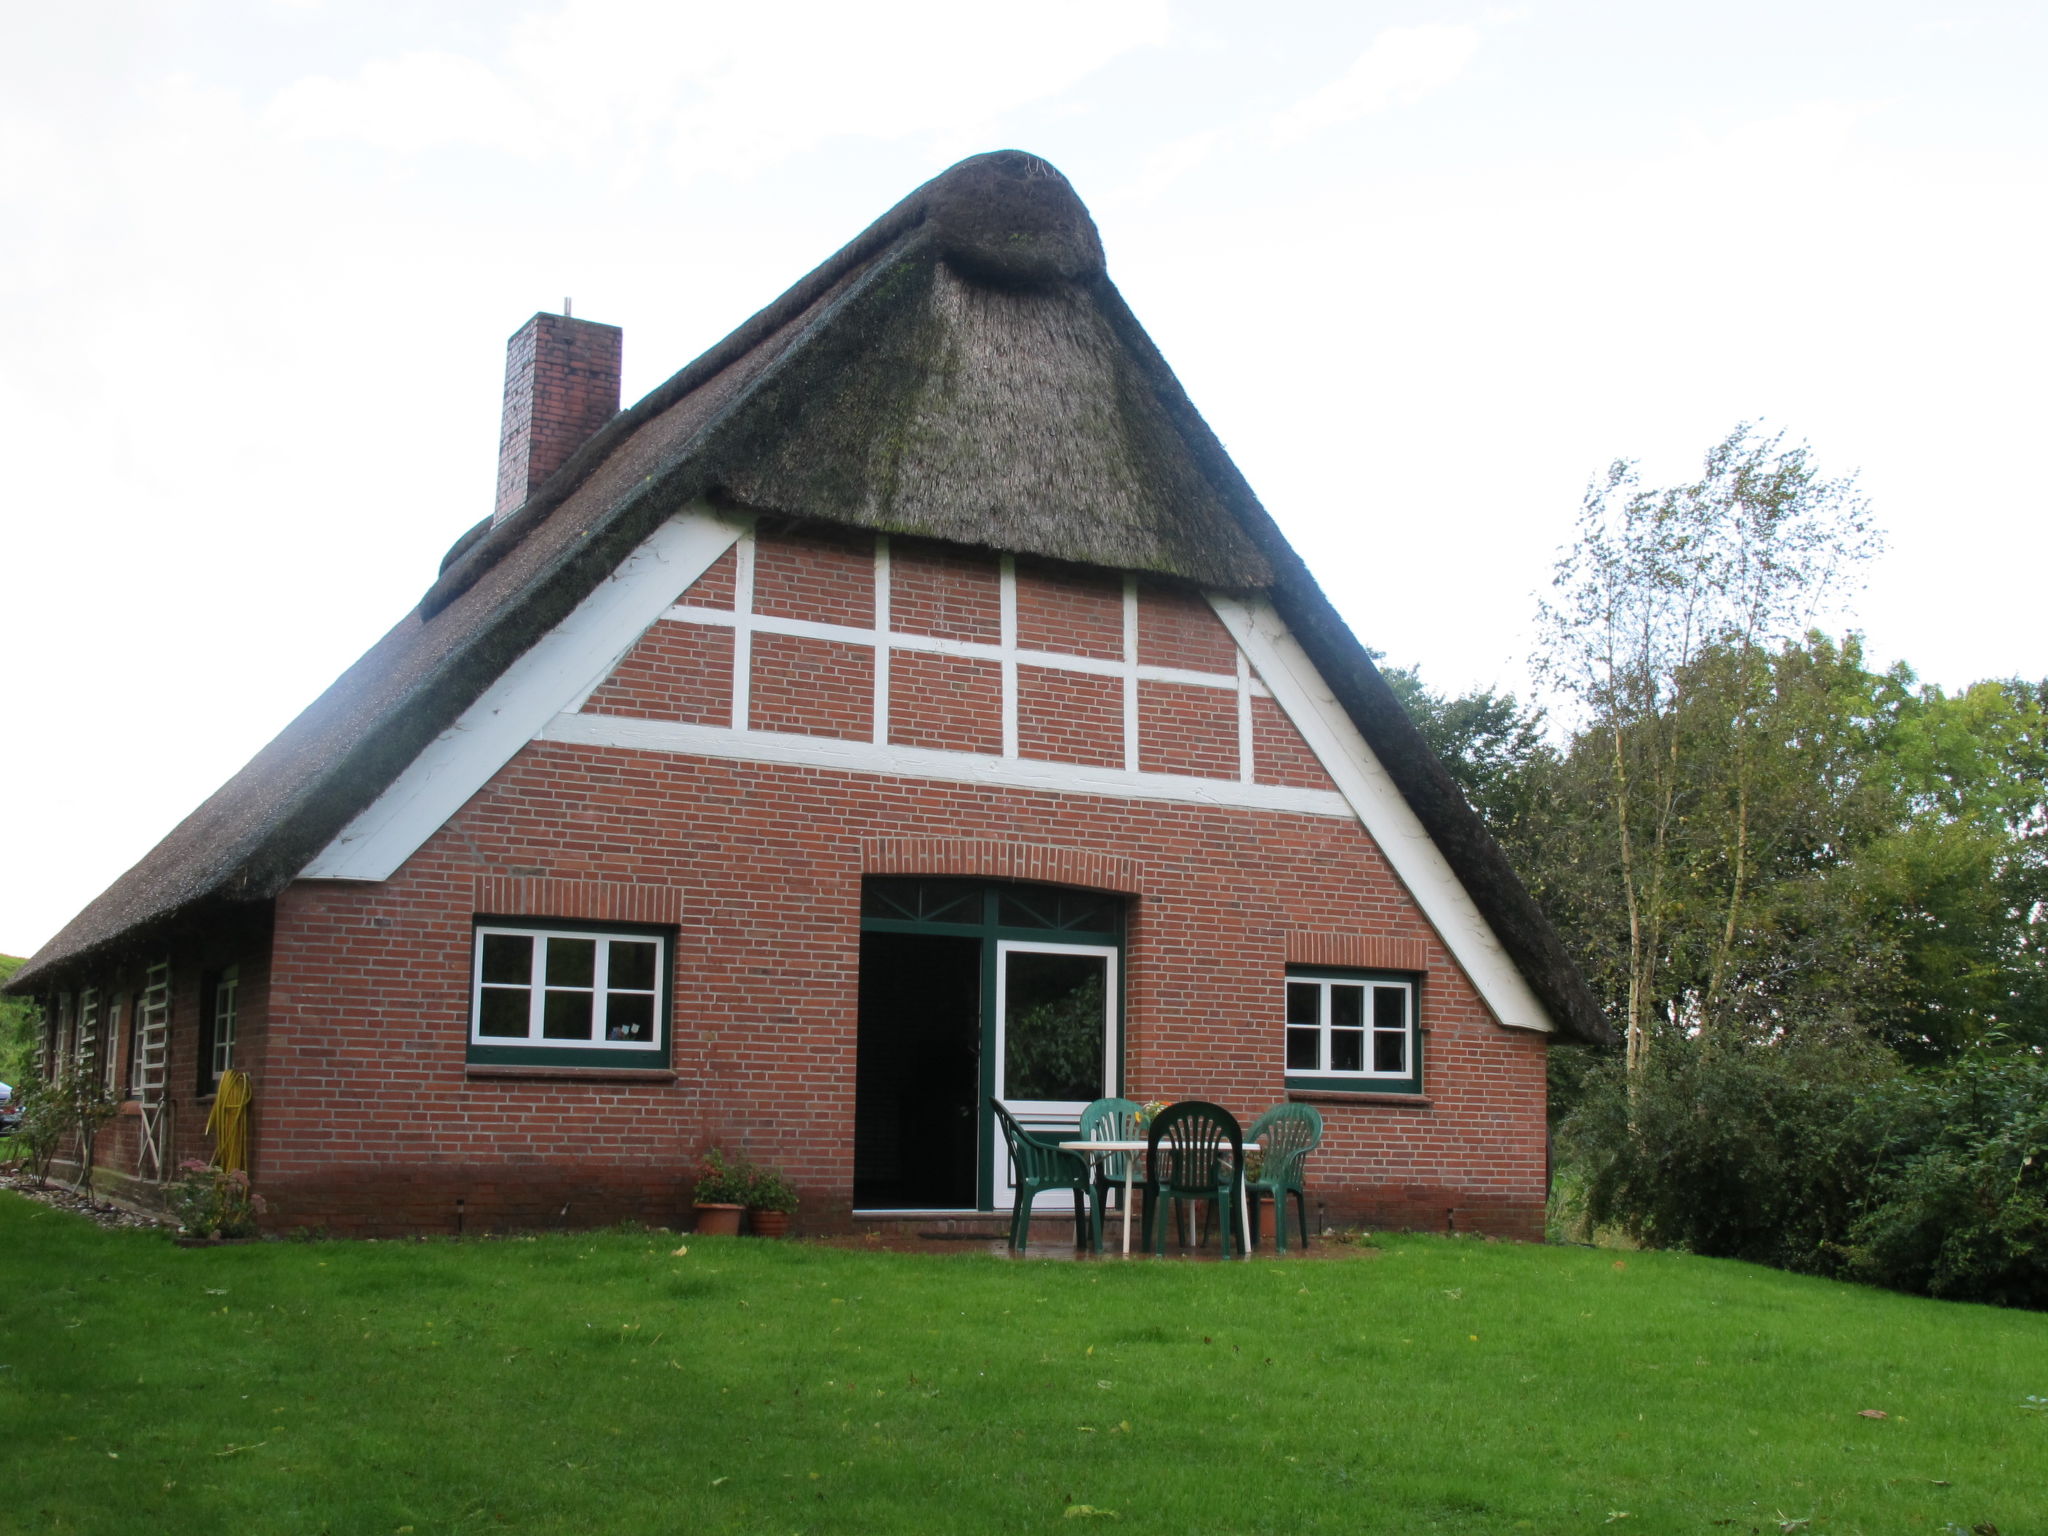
991, 940, 1118, 1209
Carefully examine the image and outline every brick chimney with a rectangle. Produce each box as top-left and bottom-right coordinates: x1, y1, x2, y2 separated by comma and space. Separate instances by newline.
492, 311, 623, 525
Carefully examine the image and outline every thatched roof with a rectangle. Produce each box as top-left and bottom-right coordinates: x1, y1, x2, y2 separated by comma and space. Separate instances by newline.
8, 150, 1609, 1046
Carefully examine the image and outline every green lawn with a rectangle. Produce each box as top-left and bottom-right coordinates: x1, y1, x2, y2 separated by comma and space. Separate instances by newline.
1, 1193, 2042, 1535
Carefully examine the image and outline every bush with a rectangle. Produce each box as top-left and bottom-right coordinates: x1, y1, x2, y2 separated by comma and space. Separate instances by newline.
1557, 1039, 2048, 1308
1558, 1036, 1894, 1274
1842, 1054, 2048, 1307
8, 1073, 119, 1191
10, 1077, 70, 1185
168, 1159, 266, 1238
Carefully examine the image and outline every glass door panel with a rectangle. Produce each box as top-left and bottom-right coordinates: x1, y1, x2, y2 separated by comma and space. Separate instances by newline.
992, 941, 1117, 1209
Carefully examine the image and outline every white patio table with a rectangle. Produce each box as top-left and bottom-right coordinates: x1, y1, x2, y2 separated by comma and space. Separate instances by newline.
1058, 1139, 1259, 1257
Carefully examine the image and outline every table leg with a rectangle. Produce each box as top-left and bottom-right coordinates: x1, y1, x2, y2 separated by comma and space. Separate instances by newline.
1121, 1165, 1134, 1255
1239, 1170, 1251, 1256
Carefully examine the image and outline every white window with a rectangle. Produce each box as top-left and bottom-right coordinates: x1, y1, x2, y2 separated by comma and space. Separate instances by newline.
104, 994, 125, 1092
470, 925, 667, 1056
1284, 971, 1420, 1091
208, 969, 240, 1085
75, 988, 100, 1077
133, 967, 170, 1097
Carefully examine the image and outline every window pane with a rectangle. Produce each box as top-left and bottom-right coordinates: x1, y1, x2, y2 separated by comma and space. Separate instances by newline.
1003, 951, 1106, 1101
605, 992, 655, 1042
479, 988, 528, 1037
546, 938, 596, 987
1374, 987, 1408, 1031
1331, 1029, 1365, 1072
1330, 985, 1364, 1028
1374, 1030, 1407, 1073
998, 891, 1057, 929
1286, 983, 1321, 1026
1286, 1027, 1320, 1071
609, 940, 657, 992
543, 991, 594, 1040
482, 933, 531, 985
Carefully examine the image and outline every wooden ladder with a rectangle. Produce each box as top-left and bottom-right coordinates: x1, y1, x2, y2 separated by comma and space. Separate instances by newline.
135, 963, 172, 1182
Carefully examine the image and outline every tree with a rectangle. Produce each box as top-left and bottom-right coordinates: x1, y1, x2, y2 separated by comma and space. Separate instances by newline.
1533, 424, 1881, 1072
0, 954, 38, 1093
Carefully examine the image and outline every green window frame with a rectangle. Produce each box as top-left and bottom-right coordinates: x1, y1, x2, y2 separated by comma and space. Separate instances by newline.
1283, 967, 1422, 1095
467, 918, 673, 1068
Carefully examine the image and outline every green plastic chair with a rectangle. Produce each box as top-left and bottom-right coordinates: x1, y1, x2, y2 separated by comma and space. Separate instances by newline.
990, 1099, 1099, 1252
1244, 1103, 1324, 1252
1141, 1100, 1246, 1259
1077, 1097, 1143, 1233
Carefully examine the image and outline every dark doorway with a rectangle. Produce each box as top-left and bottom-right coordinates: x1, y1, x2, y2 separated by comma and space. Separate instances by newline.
854, 932, 981, 1209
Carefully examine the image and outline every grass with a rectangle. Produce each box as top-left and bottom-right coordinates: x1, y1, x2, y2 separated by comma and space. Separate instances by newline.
1, 1195, 2043, 1534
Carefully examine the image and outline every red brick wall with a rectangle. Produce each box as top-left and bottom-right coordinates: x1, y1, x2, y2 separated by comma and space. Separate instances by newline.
1136, 680, 1238, 779
1017, 667, 1122, 766
891, 540, 1000, 642
582, 621, 733, 723
1252, 697, 1331, 789
889, 651, 1001, 753
260, 748, 1546, 1239
238, 526, 1548, 1239
749, 633, 872, 739
1016, 558, 1122, 657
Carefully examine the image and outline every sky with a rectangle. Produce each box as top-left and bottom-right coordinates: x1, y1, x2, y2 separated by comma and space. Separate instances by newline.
3, 0, 2045, 957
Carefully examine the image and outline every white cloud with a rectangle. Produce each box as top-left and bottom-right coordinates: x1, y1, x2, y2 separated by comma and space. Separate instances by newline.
259, 0, 1172, 181
1110, 128, 1227, 206
267, 51, 540, 154
1269, 22, 1481, 145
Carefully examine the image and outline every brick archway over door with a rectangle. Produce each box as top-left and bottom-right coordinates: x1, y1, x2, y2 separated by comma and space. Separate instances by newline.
858, 838, 1144, 896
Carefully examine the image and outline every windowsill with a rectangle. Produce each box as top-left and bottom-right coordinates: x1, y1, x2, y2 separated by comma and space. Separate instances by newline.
465, 1064, 678, 1085
1287, 1088, 1432, 1107
117, 1099, 143, 1116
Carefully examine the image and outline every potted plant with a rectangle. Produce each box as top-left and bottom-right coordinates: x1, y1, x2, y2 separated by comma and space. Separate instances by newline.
745, 1164, 799, 1237
691, 1148, 753, 1236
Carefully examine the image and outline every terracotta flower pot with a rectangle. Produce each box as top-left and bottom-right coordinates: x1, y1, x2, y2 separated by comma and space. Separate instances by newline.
748, 1209, 791, 1238
694, 1202, 744, 1236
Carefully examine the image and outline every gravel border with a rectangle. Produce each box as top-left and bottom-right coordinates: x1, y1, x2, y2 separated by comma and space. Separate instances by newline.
0, 1171, 176, 1232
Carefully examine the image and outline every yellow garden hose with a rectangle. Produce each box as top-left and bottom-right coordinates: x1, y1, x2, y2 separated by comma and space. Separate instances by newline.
205, 1070, 253, 1172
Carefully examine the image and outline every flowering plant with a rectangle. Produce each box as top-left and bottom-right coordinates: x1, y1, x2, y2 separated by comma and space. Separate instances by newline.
170, 1159, 266, 1238
1132, 1100, 1170, 1129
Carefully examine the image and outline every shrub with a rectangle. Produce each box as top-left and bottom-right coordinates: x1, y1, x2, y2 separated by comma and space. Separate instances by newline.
1557, 1039, 2048, 1308
1842, 1054, 2048, 1307
9, 1074, 120, 1192
1558, 1036, 1895, 1275
168, 1159, 266, 1239
10, 1077, 69, 1186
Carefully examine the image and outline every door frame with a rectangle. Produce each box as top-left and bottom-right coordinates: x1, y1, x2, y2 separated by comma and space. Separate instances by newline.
857, 878, 1124, 1213
990, 938, 1120, 1212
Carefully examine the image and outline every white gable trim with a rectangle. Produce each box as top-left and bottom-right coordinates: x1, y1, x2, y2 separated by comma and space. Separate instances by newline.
300, 507, 749, 881
1207, 594, 1557, 1035
535, 713, 1354, 819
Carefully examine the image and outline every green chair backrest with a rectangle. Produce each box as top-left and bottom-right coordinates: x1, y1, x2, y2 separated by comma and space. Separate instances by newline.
1246, 1102, 1322, 1186
1146, 1100, 1243, 1194
1078, 1097, 1142, 1180
991, 1099, 1079, 1188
